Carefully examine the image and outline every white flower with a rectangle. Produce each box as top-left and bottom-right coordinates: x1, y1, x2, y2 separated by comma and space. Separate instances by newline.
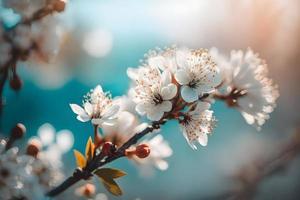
210, 48, 279, 129
0, 144, 45, 200
102, 111, 140, 144
146, 46, 178, 73
175, 48, 221, 103
113, 91, 137, 115
3, 0, 46, 19
128, 65, 177, 121
30, 17, 64, 62
34, 123, 74, 167
10, 16, 64, 62
70, 85, 120, 126
179, 102, 216, 150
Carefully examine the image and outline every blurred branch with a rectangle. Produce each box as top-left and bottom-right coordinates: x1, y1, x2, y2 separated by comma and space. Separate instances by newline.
211, 129, 300, 200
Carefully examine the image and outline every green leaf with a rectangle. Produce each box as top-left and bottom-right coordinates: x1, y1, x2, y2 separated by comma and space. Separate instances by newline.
85, 136, 95, 162
94, 168, 126, 196
94, 168, 127, 179
73, 150, 86, 168
99, 176, 123, 196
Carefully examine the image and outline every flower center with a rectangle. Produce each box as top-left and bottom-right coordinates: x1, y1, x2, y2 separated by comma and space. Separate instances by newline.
188, 79, 198, 89
181, 114, 192, 125
226, 88, 247, 107
0, 168, 10, 178
153, 93, 163, 105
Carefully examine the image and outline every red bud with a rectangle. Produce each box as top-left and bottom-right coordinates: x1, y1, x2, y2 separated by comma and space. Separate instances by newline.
135, 144, 150, 158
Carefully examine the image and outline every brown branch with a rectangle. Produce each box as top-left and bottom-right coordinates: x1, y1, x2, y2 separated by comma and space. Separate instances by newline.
46, 120, 166, 197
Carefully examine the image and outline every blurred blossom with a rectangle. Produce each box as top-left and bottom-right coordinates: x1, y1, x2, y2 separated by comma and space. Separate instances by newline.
75, 183, 96, 198
102, 97, 173, 176
3, 0, 46, 19
32, 123, 74, 167
82, 28, 113, 58
94, 193, 108, 200
0, 139, 64, 200
134, 134, 173, 177
0, 147, 44, 199
210, 48, 279, 129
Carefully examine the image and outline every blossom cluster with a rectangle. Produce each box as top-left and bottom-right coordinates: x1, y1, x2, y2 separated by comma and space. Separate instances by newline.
71, 46, 279, 152
0, 0, 66, 67
210, 48, 279, 129
126, 47, 220, 149
0, 123, 73, 200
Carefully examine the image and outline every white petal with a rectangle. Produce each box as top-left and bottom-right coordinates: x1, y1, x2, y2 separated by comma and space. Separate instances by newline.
91, 118, 104, 125
174, 69, 190, 85
240, 111, 255, 125
136, 103, 147, 115
102, 104, 120, 119
158, 101, 172, 112
161, 84, 177, 100
56, 130, 74, 153
147, 109, 164, 121
38, 123, 55, 146
176, 48, 190, 68
77, 114, 90, 122
127, 67, 139, 80
148, 55, 166, 70
116, 111, 136, 133
84, 102, 93, 116
161, 69, 172, 86
155, 160, 169, 171
198, 134, 208, 146
103, 118, 117, 126
181, 86, 198, 102
94, 85, 103, 93
192, 102, 211, 114
70, 104, 86, 115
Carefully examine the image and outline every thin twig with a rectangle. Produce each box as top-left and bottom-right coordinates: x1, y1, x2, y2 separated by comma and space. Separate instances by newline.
46, 120, 165, 197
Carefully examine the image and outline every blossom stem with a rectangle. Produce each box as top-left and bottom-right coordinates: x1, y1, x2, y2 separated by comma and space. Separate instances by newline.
0, 68, 8, 112
46, 119, 166, 197
93, 125, 102, 147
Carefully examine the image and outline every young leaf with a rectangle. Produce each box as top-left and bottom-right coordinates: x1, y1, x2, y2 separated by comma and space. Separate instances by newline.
94, 168, 127, 179
98, 176, 123, 196
73, 150, 86, 168
85, 136, 95, 162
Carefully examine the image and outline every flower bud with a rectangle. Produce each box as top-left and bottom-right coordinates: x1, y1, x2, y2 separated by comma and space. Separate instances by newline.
101, 142, 116, 156
10, 123, 26, 140
9, 75, 23, 91
26, 139, 42, 158
75, 183, 95, 198
135, 144, 150, 158
53, 0, 66, 12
